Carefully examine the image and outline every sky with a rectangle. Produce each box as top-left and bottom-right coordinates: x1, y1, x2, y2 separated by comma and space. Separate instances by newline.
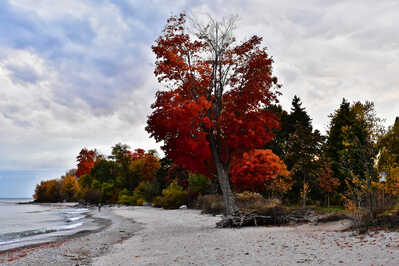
0, 0, 398, 197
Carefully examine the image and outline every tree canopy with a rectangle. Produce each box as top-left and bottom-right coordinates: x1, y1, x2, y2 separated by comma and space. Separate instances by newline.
146, 14, 281, 215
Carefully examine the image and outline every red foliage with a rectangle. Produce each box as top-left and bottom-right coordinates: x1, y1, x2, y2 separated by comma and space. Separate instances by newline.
130, 148, 146, 161
167, 164, 189, 189
146, 14, 280, 177
231, 149, 289, 192
76, 148, 97, 178
319, 163, 340, 194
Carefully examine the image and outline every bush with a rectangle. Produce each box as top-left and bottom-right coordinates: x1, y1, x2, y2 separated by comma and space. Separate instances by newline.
152, 196, 163, 207
118, 195, 131, 205
235, 191, 282, 214
158, 182, 188, 209
118, 192, 142, 206
198, 194, 224, 215
134, 181, 158, 202
188, 173, 210, 194
137, 199, 144, 206
119, 188, 130, 198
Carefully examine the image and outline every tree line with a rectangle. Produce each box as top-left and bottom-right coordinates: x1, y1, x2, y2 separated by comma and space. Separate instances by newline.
33, 14, 398, 221
33, 96, 399, 217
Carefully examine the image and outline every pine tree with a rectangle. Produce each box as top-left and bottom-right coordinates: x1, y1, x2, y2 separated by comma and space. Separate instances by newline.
269, 96, 324, 204
326, 99, 381, 196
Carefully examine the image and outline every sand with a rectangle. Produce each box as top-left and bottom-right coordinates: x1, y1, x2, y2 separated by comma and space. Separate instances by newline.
94, 207, 399, 266
3, 206, 399, 265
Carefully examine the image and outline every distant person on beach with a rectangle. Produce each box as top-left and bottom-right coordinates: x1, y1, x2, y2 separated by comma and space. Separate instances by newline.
98, 203, 101, 212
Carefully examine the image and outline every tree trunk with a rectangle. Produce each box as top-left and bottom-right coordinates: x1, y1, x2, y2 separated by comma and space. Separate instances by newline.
216, 162, 238, 216
327, 193, 330, 208
209, 138, 238, 216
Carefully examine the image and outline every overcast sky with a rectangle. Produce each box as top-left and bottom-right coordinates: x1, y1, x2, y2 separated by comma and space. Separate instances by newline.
0, 0, 398, 197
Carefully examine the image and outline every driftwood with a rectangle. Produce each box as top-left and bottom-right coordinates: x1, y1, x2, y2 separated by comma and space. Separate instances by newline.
216, 208, 320, 228
286, 209, 316, 224
216, 211, 274, 228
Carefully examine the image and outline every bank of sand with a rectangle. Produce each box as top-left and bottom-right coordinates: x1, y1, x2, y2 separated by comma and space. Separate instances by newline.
94, 206, 399, 266
0, 206, 141, 265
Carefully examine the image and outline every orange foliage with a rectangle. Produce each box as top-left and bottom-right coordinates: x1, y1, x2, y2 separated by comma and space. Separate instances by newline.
129, 151, 161, 182
231, 149, 290, 193
33, 179, 61, 202
319, 163, 340, 194
60, 174, 79, 201
76, 148, 97, 178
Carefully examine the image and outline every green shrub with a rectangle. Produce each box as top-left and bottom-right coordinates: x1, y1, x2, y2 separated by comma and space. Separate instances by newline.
152, 196, 163, 207
119, 188, 130, 197
188, 173, 210, 194
134, 181, 158, 202
159, 182, 188, 209
117, 190, 144, 206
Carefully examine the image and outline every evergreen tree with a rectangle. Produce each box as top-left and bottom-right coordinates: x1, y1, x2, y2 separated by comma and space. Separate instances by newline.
326, 99, 380, 195
269, 96, 324, 204
285, 97, 324, 204
266, 104, 290, 160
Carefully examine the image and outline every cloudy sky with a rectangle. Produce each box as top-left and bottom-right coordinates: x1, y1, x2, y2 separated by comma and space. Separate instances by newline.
0, 0, 397, 197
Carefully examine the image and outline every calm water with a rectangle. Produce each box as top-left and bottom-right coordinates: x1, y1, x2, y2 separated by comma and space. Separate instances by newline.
0, 198, 90, 251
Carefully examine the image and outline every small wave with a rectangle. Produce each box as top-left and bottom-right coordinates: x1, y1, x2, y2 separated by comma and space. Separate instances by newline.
59, 222, 83, 230
63, 208, 89, 215
25, 210, 50, 214
0, 228, 56, 243
67, 215, 85, 222
0, 238, 24, 246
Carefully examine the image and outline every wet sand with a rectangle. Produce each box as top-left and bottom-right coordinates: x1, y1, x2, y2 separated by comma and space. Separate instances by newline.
0, 206, 141, 265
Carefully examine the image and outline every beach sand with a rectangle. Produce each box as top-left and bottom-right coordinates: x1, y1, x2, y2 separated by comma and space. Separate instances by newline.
94, 207, 399, 266
3, 206, 399, 265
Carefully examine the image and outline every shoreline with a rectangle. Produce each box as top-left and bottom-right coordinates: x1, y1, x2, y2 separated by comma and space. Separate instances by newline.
0, 202, 105, 253
0, 206, 141, 265
4, 206, 399, 265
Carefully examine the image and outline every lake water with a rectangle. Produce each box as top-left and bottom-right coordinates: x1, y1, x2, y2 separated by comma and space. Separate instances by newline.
0, 198, 91, 251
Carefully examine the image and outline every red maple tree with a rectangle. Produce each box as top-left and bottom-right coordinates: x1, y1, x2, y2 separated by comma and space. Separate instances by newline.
76, 148, 97, 178
146, 14, 281, 215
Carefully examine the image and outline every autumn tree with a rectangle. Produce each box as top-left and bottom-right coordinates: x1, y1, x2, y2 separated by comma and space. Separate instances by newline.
76, 148, 97, 178
33, 179, 61, 202
129, 151, 161, 182
146, 14, 280, 216
231, 149, 290, 196
378, 117, 399, 177
60, 174, 79, 201
319, 162, 340, 207
378, 117, 399, 198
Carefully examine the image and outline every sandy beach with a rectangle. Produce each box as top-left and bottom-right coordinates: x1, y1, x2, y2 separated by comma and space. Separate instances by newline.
94, 207, 399, 266
3, 206, 399, 265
